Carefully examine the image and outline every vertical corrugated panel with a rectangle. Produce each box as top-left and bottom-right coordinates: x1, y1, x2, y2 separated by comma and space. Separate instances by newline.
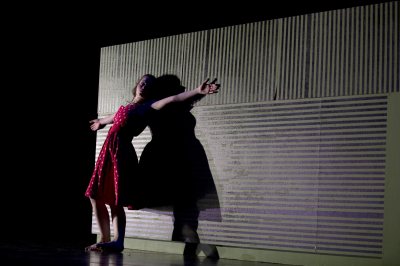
279, 15, 309, 100
204, 19, 285, 104
97, 32, 210, 114
91, 1, 397, 259
308, 2, 399, 98
96, 2, 398, 113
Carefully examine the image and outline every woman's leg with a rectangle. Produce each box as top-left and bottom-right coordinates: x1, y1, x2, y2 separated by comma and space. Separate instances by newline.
90, 198, 111, 242
96, 205, 125, 252
85, 198, 111, 251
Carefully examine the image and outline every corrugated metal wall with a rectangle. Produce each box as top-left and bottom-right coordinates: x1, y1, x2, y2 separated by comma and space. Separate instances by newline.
192, 95, 386, 257
92, 1, 398, 258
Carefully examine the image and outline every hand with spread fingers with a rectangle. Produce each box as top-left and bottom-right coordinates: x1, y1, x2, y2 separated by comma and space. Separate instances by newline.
197, 78, 221, 95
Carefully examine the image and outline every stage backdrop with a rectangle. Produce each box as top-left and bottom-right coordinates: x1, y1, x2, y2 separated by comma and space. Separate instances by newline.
91, 1, 399, 265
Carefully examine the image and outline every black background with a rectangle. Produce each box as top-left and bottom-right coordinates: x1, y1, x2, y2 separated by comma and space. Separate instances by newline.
3, 1, 388, 245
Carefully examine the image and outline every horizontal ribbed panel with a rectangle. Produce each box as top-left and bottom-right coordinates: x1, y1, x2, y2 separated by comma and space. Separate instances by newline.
92, 94, 387, 258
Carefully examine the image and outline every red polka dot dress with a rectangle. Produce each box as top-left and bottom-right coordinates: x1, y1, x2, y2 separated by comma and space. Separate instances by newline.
85, 102, 152, 207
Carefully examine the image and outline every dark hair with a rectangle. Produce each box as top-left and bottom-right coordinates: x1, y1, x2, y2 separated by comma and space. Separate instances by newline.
154, 74, 186, 100
132, 74, 156, 98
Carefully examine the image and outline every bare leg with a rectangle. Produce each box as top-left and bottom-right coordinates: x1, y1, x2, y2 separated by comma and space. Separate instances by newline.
96, 205, 125, 252
85, 198, 111, 252
90, 198, 111, 242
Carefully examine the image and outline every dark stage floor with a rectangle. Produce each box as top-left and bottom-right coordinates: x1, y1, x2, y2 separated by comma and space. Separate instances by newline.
0, 239, 291, 266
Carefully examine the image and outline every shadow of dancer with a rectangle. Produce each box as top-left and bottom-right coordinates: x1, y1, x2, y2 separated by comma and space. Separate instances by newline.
138, 74, 221, 259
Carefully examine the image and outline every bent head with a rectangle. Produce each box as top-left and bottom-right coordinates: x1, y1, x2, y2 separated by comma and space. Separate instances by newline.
132, 74, 156, 100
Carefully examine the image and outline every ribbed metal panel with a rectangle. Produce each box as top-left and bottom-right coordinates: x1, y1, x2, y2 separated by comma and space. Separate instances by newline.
96, 1, 398, 113
91, 1, 397, 259
93, 94, 386, 258
308, 3, 399, 98
192, 95, 386, 257
98, 32, 209, 114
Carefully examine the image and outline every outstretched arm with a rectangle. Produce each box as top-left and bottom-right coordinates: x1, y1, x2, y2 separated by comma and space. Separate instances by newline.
151, 78, 220, 110
89, 113, 115, 131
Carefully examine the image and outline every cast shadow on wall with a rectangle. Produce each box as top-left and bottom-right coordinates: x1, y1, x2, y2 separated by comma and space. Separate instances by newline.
137, 74, 221, 258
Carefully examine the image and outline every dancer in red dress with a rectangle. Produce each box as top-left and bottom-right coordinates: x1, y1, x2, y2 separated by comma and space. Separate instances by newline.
85, 75, 220, 252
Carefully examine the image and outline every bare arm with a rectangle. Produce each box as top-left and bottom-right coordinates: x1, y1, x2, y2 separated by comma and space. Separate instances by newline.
151, 78, 220, 110
89, 113, 115, 131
